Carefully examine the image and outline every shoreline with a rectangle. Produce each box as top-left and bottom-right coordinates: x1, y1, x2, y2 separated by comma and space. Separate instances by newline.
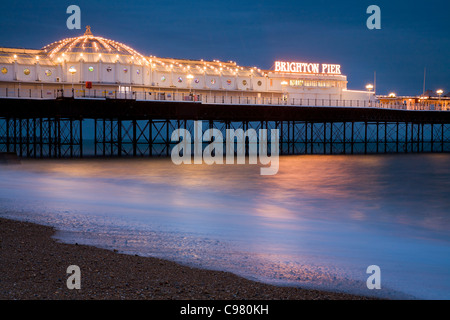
0, 217, 376, 300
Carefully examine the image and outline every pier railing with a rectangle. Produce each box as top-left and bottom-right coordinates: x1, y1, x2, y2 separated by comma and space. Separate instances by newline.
0, 87, 448, 111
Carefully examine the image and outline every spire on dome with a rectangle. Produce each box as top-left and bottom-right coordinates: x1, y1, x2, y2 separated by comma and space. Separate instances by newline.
84, 25, 93, 36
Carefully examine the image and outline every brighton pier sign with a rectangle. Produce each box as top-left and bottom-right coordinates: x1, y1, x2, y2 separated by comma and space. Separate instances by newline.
274, 61, 341, 75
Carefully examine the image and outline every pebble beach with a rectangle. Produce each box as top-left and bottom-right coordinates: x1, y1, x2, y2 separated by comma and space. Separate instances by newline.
0, 217, 373, 300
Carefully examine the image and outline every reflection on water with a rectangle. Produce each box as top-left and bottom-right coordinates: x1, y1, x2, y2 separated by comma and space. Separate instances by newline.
1, 154, 450, 299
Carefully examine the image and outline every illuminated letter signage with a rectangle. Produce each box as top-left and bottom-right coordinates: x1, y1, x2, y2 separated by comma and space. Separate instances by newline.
275, 61, 341, 75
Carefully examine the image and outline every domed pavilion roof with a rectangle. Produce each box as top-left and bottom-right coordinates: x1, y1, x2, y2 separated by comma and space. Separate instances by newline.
42, 26, 148, 64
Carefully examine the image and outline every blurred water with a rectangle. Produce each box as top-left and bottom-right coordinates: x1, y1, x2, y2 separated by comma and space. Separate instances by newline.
1, 154, 450, 299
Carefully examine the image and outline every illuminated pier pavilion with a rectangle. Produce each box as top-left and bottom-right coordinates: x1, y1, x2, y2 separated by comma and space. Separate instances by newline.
1, 26, 450, 158
0, 26, 375, 105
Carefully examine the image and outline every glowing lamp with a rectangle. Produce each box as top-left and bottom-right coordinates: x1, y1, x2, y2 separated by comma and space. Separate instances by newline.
366, 84, 374, 91
388, 92, 396, 98
437, 89, 444, 102
69, 66, 77, 74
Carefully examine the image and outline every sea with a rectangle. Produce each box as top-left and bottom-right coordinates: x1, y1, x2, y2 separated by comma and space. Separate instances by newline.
1, 153, 449, 299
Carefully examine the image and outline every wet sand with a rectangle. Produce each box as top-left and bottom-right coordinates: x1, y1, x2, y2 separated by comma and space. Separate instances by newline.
0, 217, 375, 300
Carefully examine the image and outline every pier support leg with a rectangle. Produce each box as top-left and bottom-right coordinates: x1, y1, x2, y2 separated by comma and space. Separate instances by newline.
351, 122, 354, 155
396, 122, 399, 153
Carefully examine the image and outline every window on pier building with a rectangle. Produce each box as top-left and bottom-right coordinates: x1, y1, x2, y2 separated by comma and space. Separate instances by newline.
119, 86, 131, 93
289, 79, 341, 88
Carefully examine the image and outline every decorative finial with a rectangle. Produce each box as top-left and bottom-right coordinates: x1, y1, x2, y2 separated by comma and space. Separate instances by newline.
84, 25, 93, 36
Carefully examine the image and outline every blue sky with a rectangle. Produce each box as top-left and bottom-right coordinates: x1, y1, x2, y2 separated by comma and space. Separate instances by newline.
0, 0, 448, 95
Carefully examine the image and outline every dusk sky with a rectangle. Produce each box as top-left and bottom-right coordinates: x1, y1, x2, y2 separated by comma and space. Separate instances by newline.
0, 0, 448, 95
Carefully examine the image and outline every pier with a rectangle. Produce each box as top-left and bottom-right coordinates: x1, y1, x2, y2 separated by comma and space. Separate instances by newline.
1, 94, 450, 158
1, 26, 449, 159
